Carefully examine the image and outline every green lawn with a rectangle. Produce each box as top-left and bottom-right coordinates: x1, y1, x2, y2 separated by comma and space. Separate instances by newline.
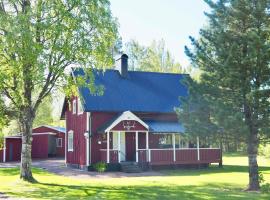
1, 154, 270, 199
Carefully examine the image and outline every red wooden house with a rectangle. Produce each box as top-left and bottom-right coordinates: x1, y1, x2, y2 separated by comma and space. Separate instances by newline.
2, 125, 65, 162
61, 54, 222, 171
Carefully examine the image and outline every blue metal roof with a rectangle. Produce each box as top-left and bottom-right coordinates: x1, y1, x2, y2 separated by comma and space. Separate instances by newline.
146, 120, 185, 133
73, 69, 188, 113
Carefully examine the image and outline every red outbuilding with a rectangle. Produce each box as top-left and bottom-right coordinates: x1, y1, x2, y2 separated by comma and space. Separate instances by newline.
2, 125, 66, 162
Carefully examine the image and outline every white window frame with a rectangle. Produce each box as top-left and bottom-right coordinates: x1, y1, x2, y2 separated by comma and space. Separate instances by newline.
56, 138, 63, 148
68, 130, 74, 152
78, 98, 83, 115
72, 99, 77, 114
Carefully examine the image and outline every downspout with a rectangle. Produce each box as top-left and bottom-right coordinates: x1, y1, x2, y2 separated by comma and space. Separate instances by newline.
88, 112, 92, 165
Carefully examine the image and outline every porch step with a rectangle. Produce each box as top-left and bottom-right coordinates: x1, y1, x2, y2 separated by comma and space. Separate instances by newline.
120, 162, 142, 173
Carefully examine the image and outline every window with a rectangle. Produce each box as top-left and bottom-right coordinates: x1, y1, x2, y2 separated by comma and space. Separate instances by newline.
158, 134, 173, 148
68, 131, 74, 151
56, 138, 62, 148
72, 99, 77, 114
78, 98, 83, 115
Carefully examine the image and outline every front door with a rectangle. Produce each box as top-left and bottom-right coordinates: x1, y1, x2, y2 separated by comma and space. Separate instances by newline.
125, 132, 136, 161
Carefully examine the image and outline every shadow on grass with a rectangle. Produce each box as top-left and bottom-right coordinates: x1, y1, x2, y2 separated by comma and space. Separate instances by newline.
161, 165, 270, 176
6, 182, 270, 200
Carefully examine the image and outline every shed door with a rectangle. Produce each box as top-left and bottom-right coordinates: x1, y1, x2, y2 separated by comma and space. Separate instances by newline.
9, 143, 13, 161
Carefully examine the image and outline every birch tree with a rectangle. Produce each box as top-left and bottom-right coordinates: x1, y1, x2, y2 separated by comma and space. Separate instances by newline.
0, 0, 118, 181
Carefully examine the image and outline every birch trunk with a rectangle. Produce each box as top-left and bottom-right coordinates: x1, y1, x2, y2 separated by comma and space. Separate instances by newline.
20, 112, 35, 182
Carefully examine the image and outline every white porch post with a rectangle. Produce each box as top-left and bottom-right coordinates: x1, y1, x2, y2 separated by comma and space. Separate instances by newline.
146, 131, 149, 162
3, 138, 6, 162
107, 132, 110, 163
173, 134, 176, 162
85, 134, 89, 166
118, 131, 121, 163
179, 135, 181, 149
197, 136, 200, 161
135, 131, 138, 162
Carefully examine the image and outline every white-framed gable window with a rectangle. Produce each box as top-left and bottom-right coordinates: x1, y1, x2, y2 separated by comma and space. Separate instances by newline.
78, 98, 83, 115
68, 130, 74, 152
56, 138, 63, 148
72, 99, 77, 114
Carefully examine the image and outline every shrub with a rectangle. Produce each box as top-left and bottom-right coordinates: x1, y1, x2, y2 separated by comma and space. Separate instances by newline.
261, 183, 270, 193
93, 162, 107, 173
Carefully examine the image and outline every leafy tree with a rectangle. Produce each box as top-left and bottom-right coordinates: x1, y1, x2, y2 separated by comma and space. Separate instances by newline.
0, 0, 118, 181
33, 95, 54, 127
125, 39, 183, 73
178, 0, 270, 191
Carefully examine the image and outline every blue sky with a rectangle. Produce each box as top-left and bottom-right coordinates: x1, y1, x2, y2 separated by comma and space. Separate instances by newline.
110, 0, 210, 67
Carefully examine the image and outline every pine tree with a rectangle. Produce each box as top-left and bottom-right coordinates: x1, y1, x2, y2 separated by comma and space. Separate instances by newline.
180, 0, 270, 191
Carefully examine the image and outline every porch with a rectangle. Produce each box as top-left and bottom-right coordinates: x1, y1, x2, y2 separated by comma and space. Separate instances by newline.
100, 147, 221, 166
98, 111, 222, 166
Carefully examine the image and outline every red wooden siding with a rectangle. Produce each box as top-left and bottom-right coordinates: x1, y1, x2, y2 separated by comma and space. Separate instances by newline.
149, 148, 221, 165
151, 150, 174, 164
90, 112, 116, 164
100, 150, 118, 163
175, 149, 197, 164
33, 126, 65, 157
138, 150, 147, 163
200, 149, 221, 163
0, 149, 3, 162
32, 134, 49, 159
66, 96, 87, 166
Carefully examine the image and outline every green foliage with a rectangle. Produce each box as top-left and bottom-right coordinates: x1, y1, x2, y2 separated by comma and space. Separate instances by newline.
0, 132, 3, 149
259, 144, 270, 158
125, 39, 183, 73
93, 162, 107, 172
0, 0, 119, 115
259, 171, 265, 185
261, 183, 270, 193
33, 95, 54, 127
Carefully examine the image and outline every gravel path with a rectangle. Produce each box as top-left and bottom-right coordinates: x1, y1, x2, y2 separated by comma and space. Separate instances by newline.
0, 158, 163, 179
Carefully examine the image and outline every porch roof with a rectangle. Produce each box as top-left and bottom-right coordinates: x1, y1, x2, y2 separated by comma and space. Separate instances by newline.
146, 120, 185, 134
97, 117, 185, 134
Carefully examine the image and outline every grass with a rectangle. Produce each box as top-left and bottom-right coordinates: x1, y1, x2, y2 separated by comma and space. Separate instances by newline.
0, 154, 270, 199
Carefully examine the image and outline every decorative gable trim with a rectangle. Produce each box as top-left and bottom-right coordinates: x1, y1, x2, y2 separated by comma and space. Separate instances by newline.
104, 111, 149, 132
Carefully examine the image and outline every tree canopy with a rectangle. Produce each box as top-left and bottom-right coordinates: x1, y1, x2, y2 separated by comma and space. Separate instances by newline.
124, 39, 183, 73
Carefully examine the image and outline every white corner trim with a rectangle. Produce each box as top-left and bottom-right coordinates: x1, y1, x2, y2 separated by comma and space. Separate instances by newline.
104, 111, 149, 132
